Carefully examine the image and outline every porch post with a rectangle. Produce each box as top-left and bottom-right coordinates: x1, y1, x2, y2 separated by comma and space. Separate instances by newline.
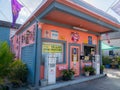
34, 21, 41, 87
99, 39, 102, 65
98, 35, 102, 65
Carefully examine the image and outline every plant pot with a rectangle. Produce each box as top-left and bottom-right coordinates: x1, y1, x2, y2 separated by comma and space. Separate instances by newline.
62, 76, 71, 81
41, 79, 47, 86
85, 72, 90, 76
105, 64, 110, 68
100, 69, 103, 74
118, 65, 120, 69
71, 75, 74, 80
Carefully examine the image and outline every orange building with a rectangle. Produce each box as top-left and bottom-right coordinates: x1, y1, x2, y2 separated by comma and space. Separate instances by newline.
11, 0, 120, 86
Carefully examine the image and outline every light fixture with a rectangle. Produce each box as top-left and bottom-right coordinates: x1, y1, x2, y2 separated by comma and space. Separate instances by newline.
73, 26, 88, 32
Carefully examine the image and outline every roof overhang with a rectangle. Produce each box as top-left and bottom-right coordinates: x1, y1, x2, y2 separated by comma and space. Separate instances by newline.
17, 0, 120, 34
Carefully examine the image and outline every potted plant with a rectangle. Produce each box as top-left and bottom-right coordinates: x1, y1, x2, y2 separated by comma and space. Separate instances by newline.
62, 69, 75, 81
117, 56, 120, 69
102, 56, 111, 68
83, 66, 91, 76
100, 65, 104, 74
89, 66, 95, 75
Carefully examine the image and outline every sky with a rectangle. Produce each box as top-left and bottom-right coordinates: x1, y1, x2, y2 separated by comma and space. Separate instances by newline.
0, 0, 120, 24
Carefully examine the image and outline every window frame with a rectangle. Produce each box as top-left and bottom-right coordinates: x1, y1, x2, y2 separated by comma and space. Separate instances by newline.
42, 38, 67, 65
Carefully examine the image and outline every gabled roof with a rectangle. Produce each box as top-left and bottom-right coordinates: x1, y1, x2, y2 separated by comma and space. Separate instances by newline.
71, 0, 119, 24
0, 20, 21, 29
16, 0, 120, 34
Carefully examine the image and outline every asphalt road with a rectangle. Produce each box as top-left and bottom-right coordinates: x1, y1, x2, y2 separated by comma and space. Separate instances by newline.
54, 69, 120, 90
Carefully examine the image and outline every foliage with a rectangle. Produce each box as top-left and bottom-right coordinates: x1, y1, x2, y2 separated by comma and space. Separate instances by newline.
89, 66, 95, 75
102, 56, 112, 65
83, 66, 91, 72
100, 65, 105, 71
116, 56, 120, 65
9, 60, 28, 86
0, 42, 28, 88
62, 69, 75, 80
0, 42, 14, 77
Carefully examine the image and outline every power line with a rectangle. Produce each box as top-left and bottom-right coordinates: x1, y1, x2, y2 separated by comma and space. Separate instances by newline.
0, 9, 11, 22
106, 0, 119, 12
18, 0, 40, 22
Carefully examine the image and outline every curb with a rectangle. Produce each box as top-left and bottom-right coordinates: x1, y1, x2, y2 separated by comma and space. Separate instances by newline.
39, 74, 106, 90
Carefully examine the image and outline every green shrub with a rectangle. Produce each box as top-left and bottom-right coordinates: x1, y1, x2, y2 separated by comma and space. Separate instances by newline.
116, 56, 120, 65
100, 65, 105, 71
83, 66, 91, 72
102, 56, 112, 65
9, 60, 28, 86
89, 66, 95, 75
62, 69, 75, 81
0, 42, 14, 77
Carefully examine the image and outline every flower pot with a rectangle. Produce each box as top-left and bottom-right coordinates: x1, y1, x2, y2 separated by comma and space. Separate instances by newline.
62, 76, 71, 81
71, 75, 74, 80
41, 79, 47, 86
119, 65, 120, 69
105, 64, 110, 68
85, 72, 90, 76
100, 69, 103, 74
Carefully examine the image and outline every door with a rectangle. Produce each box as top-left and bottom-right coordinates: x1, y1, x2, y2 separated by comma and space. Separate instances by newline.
68, 43, 80, 76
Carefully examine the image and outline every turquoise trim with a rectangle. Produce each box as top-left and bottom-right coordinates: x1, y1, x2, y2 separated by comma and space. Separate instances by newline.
34, 22, 41, 87
53, 3, 120, 32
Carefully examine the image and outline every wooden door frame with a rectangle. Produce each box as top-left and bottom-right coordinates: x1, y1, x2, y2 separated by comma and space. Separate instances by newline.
68, 43, 81, 74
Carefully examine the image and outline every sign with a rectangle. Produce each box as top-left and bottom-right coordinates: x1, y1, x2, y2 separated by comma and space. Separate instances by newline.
72, 48, 78, 63
71, 32, 80, 42
60, 35, 66, 40
83, 40, 88, 44
93, 40, 96, 44
58, 66, 67, 70
88, 36, 92, 45
42, 43, 62, 53
51, 30, 58, 39
44, 30, 50, 38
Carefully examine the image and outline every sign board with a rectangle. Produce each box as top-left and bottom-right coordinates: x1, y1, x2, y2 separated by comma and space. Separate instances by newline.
43, 43, 62, 53
51, 30, 58, 40
88, 36, 92, 45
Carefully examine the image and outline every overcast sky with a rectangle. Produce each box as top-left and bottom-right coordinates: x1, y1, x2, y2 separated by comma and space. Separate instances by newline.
0, 0, 120, 24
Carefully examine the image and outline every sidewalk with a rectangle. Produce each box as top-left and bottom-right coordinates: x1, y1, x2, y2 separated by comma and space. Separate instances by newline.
39, 74, 105, 90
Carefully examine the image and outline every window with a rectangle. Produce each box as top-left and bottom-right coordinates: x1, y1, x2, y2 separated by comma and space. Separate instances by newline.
84, 45, 95, 61
42, 42, 65, 64
109, 50, 114, 56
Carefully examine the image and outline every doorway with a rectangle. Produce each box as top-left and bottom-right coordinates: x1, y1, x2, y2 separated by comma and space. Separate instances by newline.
68, 43, 81, 76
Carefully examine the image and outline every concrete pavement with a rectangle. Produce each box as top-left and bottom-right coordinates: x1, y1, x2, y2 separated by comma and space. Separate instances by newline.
54, 69, 120, 90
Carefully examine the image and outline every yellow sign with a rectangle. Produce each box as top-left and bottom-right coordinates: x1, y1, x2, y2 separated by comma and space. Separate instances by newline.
42, 43, 62, 53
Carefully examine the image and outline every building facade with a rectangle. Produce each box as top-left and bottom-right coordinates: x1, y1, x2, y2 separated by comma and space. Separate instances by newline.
0, 20, 20, 45
11, 0, 120, 86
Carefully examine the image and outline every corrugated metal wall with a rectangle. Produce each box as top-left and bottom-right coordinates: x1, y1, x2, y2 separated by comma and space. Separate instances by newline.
21, 44, 35, 84
0, 27, 10, 45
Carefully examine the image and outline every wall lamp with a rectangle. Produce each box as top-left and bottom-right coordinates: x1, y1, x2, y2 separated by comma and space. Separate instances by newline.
73, 26, 88, 32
